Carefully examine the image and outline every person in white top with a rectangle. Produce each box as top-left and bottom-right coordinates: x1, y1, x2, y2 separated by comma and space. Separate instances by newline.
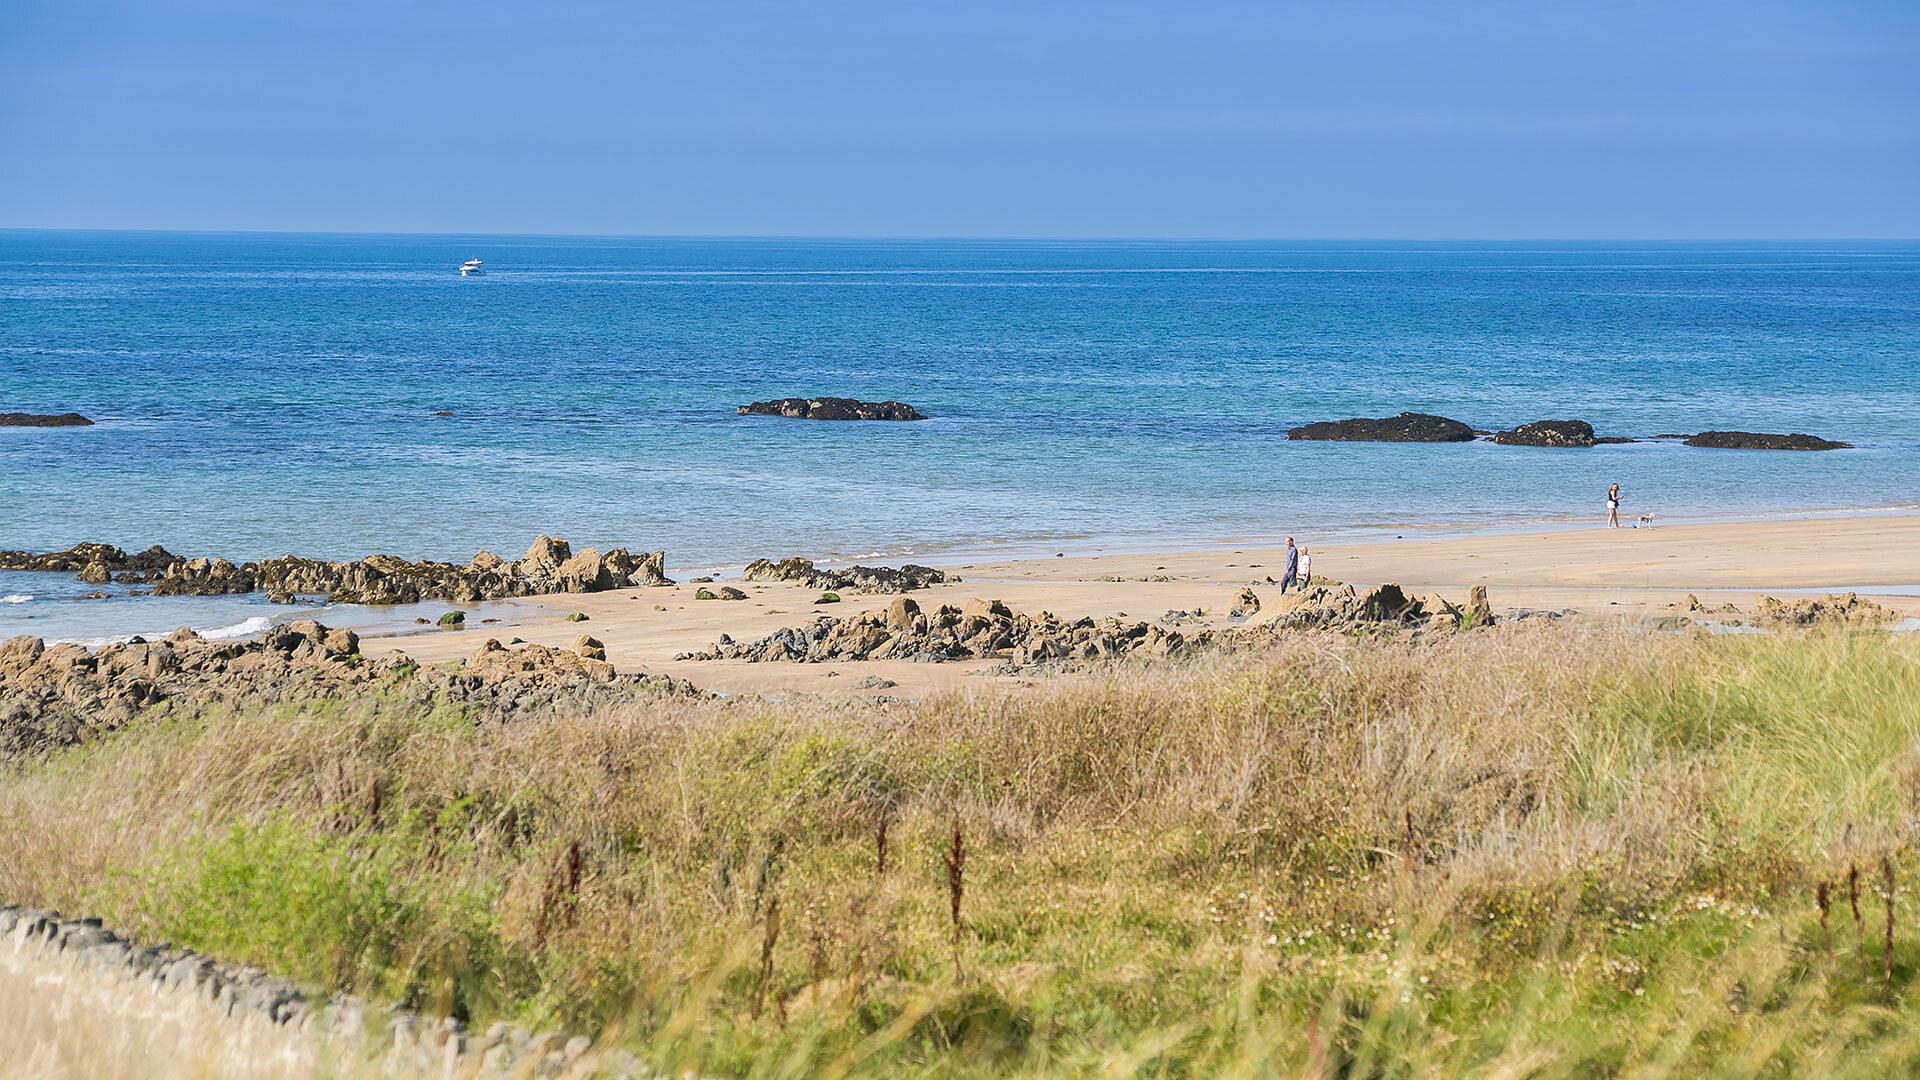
1298, 548, 1312, 586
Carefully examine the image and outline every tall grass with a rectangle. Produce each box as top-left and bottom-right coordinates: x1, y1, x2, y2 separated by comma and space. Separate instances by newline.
3, 626, 1918, 1075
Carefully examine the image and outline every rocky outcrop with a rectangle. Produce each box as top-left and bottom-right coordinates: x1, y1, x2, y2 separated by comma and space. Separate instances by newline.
0, 543, 179, 577
1752, 593, 1894, 627
1286, 413, 1475, 443
680, 586, 1440, 667
740, 556, 949, 593
1, 622, 698, 757
0, 537, 670, 605
679, 596, 1197, 665
1492, 420, 1597, 448
1229, 588, 1261, 618
1682, 431, 1850, 451
1258, 581, 1431, 630
0, 412, 93, 427
737, 397, 926, 421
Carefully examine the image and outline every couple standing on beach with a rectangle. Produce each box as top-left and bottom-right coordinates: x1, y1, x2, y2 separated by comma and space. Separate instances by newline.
1280, 537, 1312, 593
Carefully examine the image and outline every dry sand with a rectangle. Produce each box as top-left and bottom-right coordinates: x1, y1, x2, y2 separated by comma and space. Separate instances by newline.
361, 514, 1920, 699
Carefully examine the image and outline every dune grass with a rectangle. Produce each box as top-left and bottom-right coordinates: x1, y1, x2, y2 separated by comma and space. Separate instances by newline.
3, 626, 1919, 1076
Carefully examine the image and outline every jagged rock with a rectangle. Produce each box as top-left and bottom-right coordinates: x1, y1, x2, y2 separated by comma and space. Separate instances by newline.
1683, 431, 1849, 451
679, 583, 1436, 669
1492, 420, 1597, 448
1286, 413, 1475, 443
736, 397, 926, 421
1753, 593, 1893, 626
885, 596, 920, 629
0, 537, 671, 604
1229, 588, 1260, 618
679, 599, 1194, 665
740, 557, 948, 593
1675, 594, 1738, 614
1261, 581, 1430, 629
0, 543, 178, 574
1467, 585, 1493, 626
1, 624, 699, 757
0, 412, 93, 427
717, 586, 747, 601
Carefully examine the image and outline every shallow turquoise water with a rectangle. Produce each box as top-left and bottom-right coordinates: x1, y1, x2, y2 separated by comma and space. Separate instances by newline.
4, 232, 1917, 640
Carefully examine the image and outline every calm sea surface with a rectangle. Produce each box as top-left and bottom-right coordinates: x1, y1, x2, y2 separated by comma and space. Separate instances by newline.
4, 232, 1918, 640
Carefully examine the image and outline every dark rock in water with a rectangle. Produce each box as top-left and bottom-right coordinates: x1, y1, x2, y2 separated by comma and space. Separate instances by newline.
1286, 412, 1475, 443
0, 622, 700, 757
0, 537, 671, 605
1682, 431, 1850, 451
737, 397, 926, 421
1593, 436, 1637, 445
0, 412, 93, 427
1652, 434, 1690, 440
0, 543, 178, 575
741, 556, 948, 594
432, 410, 454, 417
1492, 419, 1597, 448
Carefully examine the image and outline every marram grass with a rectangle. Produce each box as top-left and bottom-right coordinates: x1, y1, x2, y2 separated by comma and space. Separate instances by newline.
3, 626, 1919, 1076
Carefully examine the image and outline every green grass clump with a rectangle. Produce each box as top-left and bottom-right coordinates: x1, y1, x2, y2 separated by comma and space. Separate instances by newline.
2, 627, 1918, 1075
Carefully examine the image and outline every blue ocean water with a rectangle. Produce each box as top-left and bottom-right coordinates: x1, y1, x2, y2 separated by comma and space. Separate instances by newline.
4, 232, 1918, 639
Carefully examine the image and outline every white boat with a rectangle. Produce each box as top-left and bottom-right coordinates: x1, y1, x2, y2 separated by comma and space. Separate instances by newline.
459, 259, 484, 276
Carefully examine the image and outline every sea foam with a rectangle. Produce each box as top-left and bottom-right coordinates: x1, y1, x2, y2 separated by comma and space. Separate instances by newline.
194, 616, 274, 641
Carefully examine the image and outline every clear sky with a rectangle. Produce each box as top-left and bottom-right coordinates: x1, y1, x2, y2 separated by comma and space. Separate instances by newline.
2, 0, 1916, 238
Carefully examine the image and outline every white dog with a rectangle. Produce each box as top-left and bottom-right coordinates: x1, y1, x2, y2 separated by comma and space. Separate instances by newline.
1635, 513, 1656, 529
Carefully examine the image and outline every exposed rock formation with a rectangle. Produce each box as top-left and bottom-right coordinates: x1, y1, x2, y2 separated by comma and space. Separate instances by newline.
0, 537, 670, 605
736, 397, 926, 421
1229, 587, 1261, 618
680, 585, 1438, 667
1258, 581, 1431, 630
678, 596, 1196, 665
0, 412, 93, 427
1286, 413, 1475, 443
1682, 431, 1850, 451
1, 622, 698, 757
1492, 419, 1597, 448
0, 543, 179, 576
740, 556, 949, 593
1752, 593, 1894, 627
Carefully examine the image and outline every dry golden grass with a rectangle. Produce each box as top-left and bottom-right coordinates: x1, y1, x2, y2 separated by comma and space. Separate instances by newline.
3, 624, 1919, 1075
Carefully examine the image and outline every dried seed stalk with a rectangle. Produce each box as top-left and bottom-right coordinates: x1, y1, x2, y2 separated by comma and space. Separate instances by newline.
946, 822, 966, 976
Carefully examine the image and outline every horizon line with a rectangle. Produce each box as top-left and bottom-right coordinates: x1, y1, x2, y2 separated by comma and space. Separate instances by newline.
3, 226, 1917, 245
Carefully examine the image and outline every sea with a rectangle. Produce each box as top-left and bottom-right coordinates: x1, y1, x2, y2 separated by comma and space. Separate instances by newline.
4, 231, 1918, 643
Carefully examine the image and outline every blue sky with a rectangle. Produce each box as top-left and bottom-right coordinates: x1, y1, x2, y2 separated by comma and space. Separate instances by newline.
2, 1, 1915, 237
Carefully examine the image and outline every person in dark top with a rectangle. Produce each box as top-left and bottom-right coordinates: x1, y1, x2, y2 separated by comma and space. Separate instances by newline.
1281, 537, 1299, 593
1607, 483, 1621, 529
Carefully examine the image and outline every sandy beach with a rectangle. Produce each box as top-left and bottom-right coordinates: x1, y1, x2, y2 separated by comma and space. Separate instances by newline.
360, 512, 1920, 698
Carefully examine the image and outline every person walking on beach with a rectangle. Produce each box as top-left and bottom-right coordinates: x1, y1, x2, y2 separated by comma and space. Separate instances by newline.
1298, 547, 1313, 586
1281, 537, 1300, 593
1607, 483, 1621, 529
